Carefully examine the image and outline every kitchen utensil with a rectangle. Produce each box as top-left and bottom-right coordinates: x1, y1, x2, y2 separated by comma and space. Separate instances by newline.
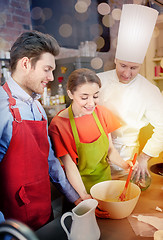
60, 199, 100, 240
119, 153, 138, 201
90, 180, 141, 219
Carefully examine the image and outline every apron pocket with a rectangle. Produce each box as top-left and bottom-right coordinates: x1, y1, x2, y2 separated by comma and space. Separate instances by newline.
18, 176, 52, 230
19, 186, 30, 204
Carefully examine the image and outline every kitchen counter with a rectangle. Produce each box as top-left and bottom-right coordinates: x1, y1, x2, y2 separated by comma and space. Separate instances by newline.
36, 160, 163, 240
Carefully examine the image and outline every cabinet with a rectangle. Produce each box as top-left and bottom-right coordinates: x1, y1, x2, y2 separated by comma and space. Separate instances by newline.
153, 57, 163, 81
141, 14, 163, 92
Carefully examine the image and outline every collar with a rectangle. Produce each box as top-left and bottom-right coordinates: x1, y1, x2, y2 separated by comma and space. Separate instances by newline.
7, 76, 41, 104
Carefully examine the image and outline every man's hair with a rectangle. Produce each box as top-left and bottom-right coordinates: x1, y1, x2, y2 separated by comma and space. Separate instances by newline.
10, 30, 60, 73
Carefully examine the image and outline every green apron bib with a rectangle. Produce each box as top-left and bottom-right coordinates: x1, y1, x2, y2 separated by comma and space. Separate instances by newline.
68, 105, 111, 193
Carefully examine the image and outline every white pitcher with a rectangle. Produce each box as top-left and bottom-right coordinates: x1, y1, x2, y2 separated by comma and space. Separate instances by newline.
61, 199, 100, 240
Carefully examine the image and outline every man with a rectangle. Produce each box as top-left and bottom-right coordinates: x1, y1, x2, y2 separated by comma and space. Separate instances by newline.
0, 31, 80, 231
98, 4, 163, 183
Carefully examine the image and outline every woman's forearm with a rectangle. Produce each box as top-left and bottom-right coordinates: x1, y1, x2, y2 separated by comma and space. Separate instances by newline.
60, 154, 91, 199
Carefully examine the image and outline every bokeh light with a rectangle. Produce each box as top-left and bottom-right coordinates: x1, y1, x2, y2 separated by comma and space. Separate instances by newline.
97, 3, 111, 16
75, 1, 88, 13
102, 14, 115, 28
31, 7, 43, 20
59, 24, 72, 38
95, 36, 105, 50
91, 57, 103, 70
77, 0, 91, 7
42, 8, 53, 21
112, 8, 121, 21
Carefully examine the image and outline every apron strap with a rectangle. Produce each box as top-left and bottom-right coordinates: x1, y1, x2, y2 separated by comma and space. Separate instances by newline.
68, 105, 106, 148
3, 82, 22, 123
92, 111, 106, 136
3, 82, 46, 122
35, 103, 46, 121
68, 105, 80, 150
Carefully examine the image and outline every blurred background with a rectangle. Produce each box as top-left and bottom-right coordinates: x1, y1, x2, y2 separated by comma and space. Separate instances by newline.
0, 0, 163, 113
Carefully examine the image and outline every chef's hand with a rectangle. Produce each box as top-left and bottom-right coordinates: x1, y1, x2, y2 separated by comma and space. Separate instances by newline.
95, 205, 110, 219
131, 152, 151, 181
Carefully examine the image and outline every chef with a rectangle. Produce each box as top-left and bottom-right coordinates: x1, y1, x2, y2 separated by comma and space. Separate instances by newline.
98, 4, 163, 182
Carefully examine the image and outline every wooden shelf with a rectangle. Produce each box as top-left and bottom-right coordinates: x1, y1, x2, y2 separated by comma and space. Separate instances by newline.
153, 77, 163, 81
153, 57, 162, 62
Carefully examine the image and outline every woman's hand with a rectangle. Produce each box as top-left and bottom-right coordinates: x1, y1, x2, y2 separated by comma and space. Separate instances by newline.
82, 193, 92, 200
74, 197, 83, 206
95, 206, 110, 218
122, 159, 133, 171
74, 194, 92, 206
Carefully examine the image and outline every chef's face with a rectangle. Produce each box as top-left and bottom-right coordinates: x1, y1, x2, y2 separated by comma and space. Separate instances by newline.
68, 82, 100, 117
115, 59, 141, 84
21, 52, 55, 96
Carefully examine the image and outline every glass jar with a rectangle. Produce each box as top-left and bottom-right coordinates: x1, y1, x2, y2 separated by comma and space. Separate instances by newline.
131, 173, 151, 191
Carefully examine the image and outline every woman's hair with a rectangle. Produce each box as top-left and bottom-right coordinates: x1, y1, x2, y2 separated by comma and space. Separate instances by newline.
10, 30, 60, 73
67, 68, 101, 94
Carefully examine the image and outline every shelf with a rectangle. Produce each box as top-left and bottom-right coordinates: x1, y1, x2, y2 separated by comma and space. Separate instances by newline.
153, 57, 162, 62
153, 77, 163, 81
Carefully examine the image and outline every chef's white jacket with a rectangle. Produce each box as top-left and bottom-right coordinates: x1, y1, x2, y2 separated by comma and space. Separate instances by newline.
98, 69, 163, 160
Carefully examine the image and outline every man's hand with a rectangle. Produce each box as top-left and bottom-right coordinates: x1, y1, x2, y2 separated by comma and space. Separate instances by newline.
132, 152, 151, 181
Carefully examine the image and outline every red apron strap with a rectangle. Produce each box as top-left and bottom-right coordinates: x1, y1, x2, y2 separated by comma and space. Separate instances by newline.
35, 103, 46, 121
3, 82, 22, 122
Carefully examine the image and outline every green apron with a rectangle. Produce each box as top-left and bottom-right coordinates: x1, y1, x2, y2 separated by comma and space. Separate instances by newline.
68, 105, 111, 193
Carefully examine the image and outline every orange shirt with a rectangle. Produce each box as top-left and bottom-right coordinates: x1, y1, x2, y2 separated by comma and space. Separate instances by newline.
49, 105, 121, 164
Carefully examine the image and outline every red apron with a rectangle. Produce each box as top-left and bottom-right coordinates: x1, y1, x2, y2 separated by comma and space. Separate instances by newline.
0, 83, 53, 230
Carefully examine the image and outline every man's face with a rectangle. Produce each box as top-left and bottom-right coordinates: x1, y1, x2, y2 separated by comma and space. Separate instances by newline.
23, 52, 55, 96
115, 59, 141, 84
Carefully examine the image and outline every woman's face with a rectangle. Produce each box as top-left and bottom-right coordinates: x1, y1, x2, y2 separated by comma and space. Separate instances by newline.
68, 82, 100, 117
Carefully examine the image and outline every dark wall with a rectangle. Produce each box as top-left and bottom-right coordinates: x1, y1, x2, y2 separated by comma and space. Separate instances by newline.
30, 0, 110, 52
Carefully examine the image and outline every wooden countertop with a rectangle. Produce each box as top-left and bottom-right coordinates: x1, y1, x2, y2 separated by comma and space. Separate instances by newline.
97, 172, 163, 240
36, 163, 163, 240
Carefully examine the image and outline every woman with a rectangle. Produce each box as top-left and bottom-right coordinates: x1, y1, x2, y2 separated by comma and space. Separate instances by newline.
49, 68, 131, 200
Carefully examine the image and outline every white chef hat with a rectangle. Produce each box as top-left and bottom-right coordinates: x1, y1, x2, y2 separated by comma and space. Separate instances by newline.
115, 4, 158, 64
